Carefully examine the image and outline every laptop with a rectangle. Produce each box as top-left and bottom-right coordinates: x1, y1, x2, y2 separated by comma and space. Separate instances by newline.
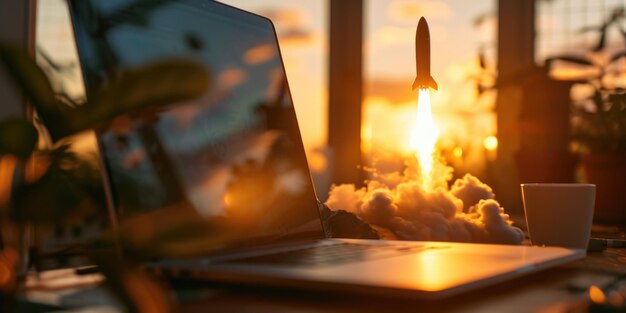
67, 0, 584, 299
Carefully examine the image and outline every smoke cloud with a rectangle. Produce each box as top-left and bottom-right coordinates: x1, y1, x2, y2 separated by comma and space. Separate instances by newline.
325, 157, 524, 244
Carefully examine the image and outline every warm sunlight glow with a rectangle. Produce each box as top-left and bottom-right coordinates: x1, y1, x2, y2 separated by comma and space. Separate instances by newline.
0, 156, 18, 206
453, 146, 463, 159
307, 150, 328, 174
361, 97, 417, 155
223, 194, 233, 207
589, 285, 607, 304
483, 136, 498, 151
410, 88, 439, 190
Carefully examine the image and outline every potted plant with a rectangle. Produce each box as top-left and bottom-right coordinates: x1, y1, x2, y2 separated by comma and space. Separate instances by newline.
547, 7, 626, 224
575, 90, 626, 224
0, 43, 223, 311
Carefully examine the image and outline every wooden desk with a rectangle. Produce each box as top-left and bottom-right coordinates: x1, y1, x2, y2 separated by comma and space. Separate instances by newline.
19, 248, 626, 313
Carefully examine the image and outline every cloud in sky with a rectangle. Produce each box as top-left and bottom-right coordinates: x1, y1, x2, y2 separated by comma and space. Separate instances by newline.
218, 68, 247, 89
373, 26, 415, 45
261, 7, 310, 28
388, 0, 453, 24
372, 25, 449, 47
244, 44, 277, 65
279, 29, 317, 46
259, 7, 317, 47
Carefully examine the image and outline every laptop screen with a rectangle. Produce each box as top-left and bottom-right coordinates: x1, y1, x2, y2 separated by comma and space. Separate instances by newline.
68, 0, 325, 248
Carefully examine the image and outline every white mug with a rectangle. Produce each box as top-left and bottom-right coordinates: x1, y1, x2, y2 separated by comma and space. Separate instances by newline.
521, 183, 596, 249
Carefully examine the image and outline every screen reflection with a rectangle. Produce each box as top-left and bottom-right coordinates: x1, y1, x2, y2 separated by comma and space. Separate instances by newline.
70, 0, 324, 247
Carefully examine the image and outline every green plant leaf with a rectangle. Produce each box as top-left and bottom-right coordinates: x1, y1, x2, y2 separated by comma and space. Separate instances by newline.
578, 25, 603, 33
47, 59, 211, 141
109, 204, 232, 259
11, 164, 84, 223
547, 55, 594, 66
610, 50, 626, 63
0, 118, 38, 160
593, 25, 608, 52
592, 90, 604, 112
90, 250, 178, 313
1, 45, 210, 142
0, 45, 61, 117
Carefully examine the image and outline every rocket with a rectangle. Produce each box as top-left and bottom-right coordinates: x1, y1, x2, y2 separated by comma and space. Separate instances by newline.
412, 17, 438, 91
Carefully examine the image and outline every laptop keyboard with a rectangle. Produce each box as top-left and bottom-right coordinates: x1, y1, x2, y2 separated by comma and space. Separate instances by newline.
223, 242, 436, 267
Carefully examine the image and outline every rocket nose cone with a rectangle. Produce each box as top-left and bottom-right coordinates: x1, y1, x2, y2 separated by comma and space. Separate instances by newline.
417, 17, 429, 34
418, 17, 427, 27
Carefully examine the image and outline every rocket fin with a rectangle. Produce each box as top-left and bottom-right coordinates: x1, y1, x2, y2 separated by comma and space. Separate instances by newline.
427, 76, 438, 90
412, 76, 438, 91
412, 77, 419, 91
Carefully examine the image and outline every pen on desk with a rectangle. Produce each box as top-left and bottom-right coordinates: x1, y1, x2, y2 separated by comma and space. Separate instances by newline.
588, 238, 626, 251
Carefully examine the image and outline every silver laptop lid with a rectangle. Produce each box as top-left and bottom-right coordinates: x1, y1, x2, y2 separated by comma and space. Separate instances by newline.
68, 0, 325, 248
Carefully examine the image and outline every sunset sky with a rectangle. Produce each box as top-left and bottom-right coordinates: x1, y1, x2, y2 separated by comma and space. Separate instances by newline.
34, 0, 497, 180
220, 0, 496, 164
35, 0, 624, 180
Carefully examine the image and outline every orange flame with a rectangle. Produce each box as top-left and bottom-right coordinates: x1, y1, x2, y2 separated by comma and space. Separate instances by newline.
410, 88, 439, 190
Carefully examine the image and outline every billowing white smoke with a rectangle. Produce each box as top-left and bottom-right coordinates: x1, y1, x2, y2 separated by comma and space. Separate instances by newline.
325, 157, 524, 244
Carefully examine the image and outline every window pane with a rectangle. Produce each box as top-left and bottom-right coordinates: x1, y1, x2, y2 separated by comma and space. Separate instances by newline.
218, 1, 329, 155
364, 0, 497, 177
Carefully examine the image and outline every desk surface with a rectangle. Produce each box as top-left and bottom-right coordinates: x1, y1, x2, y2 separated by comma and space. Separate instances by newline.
19, 247, 626, 313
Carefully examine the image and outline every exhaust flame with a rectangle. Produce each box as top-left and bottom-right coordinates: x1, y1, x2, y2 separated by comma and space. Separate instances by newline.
327, 76, 524, 245
410, 88, 439, 190
326, 89, 524, 245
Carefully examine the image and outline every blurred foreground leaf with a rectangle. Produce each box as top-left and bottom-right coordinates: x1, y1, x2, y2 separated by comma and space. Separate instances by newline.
58, 59, 211, 140
9, 146, 107, 224
11, 164, 84, 223
0, 118, 38, 160
610, 50, 626, 63
0, 45, 58, 114
0, 45, 211, 142
91, 251, 178, 313
0, 248, 18, 293
106, 204, 234, 260
547, 55, 595, 66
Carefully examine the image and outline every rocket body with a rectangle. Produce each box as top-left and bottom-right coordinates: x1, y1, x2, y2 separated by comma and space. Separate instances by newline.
412, 17, 438, 91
